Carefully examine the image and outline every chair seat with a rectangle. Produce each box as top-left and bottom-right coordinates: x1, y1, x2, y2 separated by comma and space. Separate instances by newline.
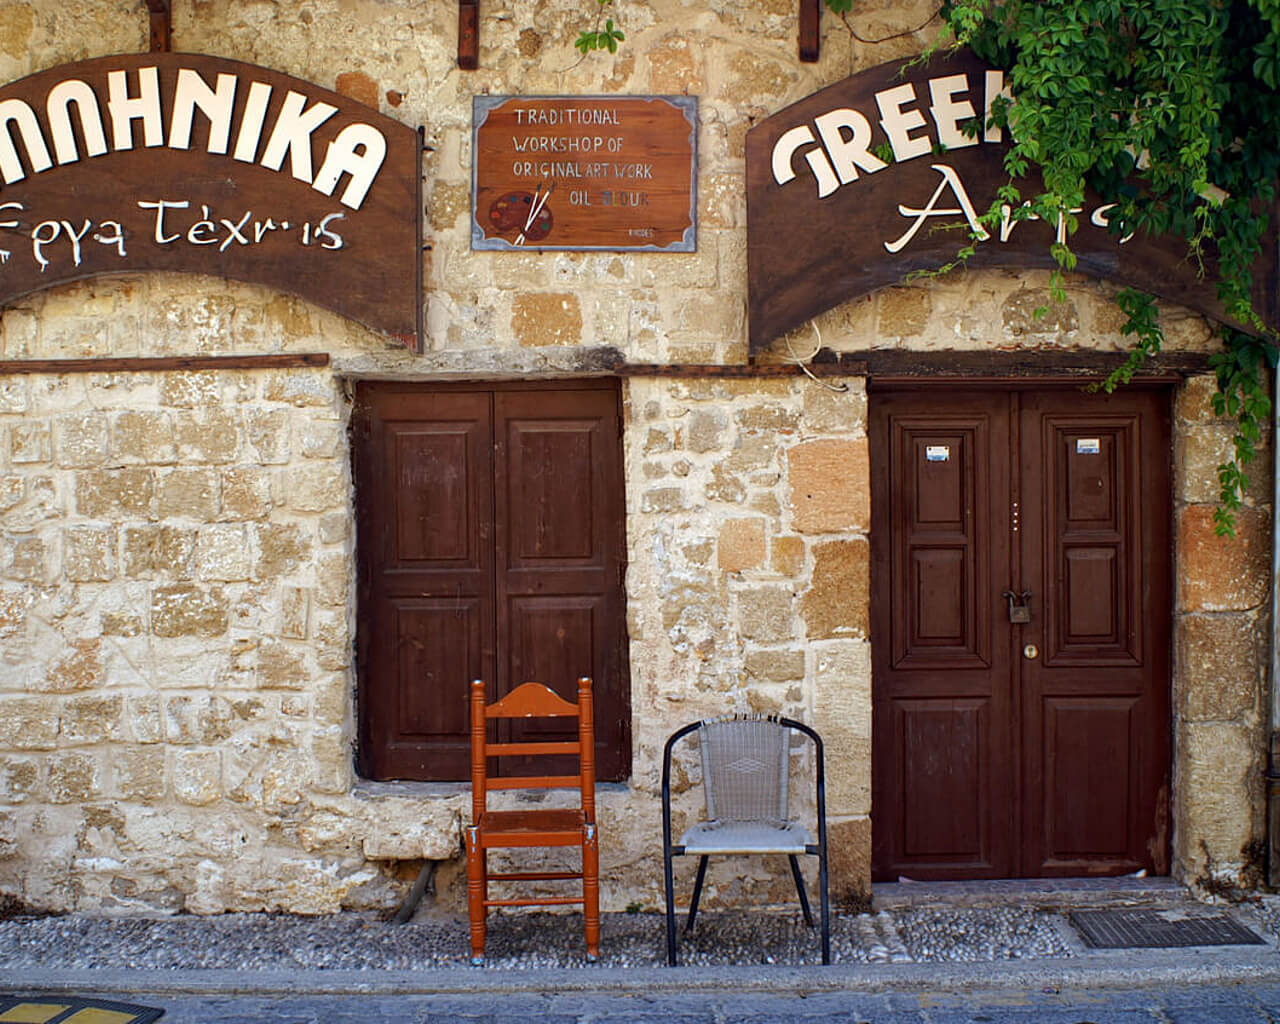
478, 808, 587, 840
678, 819, 811, 854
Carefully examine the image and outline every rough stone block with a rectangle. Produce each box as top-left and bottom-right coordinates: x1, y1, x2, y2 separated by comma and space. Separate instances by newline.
0, 697, 58, 749
165, 694, 234, 745
48, 751, 101, 803
245, 409, 292, 464
64, 526, 115, 582
287, 464, 347, 513
742, 648, 805, 683
7, 535, 48, 583
10, 421, 51, 464
1002, 288, 1079, 339
641, 486, 686, 514
314, 551, 351, 607
42, 639, 102, 693
258, 641, 308, 690
706, 462, 747, 504
53, 414, 108, 468
736, 404, 800, 435
876, 287, 931, 337
263, 372, 333, 408
788, 439, 870, 533
687, 410, 726, 453
279, 586, 310, 639
771, 535, 805, 577
738, 586, 795, 643
803, 539, 870, 639
813, 641, 872, 815
61, 694, 125, 745
75, 468, 154, 518
151, 584, 228, 638
112, 746, 166, 801
157, 468, 219, 521
173, 749, 222, 805
1179, 505, 1269, 611
311, 728, 351, 794
174, 409, 239, 464
512, 293, 583, 347
0, 756, 41, 802
312, 610, 350, 671
1177, 612, 1263, 722
111, 411, 176, 464
1176, 720, 1258, 868
803, 381, 867, 434
717, 518, 766, 572
826, 816, 872, 904
127, 694, 163, 743
196, 524, 251, 582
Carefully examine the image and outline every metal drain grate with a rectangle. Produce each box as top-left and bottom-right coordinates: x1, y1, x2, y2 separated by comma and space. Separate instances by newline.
1070, 908, 1265, 949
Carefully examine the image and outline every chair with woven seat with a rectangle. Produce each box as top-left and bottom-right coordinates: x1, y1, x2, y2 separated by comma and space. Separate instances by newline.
465, 676, 599, 965
661, 715, 829, 965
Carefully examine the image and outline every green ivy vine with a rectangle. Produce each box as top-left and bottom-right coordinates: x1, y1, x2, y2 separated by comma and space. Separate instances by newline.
938, 0, 1280, 535
576, 1, 1280, 534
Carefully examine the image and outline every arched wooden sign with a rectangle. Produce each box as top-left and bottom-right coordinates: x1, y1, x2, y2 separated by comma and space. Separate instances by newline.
0, 53, 421, 347
746, 50, 1277, 353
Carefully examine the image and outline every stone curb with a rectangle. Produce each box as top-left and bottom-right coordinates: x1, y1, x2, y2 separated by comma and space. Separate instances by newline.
5, 952, 1280, 998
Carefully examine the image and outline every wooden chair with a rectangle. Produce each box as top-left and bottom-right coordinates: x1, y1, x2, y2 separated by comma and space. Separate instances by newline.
465, 676, 600, 965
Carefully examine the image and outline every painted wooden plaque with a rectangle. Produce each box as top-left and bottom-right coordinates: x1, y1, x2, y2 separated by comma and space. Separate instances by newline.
0, 53, 421, 348
472, 95, 697, 252
746, 50, 1277, 353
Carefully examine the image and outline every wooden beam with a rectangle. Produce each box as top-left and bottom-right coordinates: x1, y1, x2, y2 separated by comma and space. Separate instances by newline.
144, 0, 171, 53
458, 0, 479, 69
0, 353, 330, 375
799, 0, 820, 62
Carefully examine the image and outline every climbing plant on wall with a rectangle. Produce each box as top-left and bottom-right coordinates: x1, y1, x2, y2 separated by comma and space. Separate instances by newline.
577, 1, 1280, 533
934, 0, 1280, 535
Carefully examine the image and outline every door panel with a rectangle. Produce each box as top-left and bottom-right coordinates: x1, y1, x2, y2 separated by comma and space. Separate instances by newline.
356, 393, 493, 780
355, 382, 630, 782
873, 396, 1012, 878
872, 386, 1170, 881
1020, 390, 1169, 875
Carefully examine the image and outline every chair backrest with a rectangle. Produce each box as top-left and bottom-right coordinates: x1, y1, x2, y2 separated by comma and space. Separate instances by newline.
469, 677, 595, 823
697, 717, 790, 824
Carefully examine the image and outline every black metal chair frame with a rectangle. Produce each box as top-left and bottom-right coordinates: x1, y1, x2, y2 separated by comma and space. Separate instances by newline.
661, 715, 830, 966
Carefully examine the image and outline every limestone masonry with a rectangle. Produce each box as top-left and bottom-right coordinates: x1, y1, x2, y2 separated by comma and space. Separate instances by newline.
0, 0, 1270, 916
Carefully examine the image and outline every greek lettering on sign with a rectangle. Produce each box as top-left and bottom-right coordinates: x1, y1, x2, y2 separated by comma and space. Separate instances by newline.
0, 65, 388, 209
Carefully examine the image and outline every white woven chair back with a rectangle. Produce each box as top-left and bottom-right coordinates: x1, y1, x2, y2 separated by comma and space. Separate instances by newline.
698, 717, 790, 825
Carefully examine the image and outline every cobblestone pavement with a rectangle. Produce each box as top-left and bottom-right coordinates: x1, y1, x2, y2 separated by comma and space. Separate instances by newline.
25, 981, 1280, 1023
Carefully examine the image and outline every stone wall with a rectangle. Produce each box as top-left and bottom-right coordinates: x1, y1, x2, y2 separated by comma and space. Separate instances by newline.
0, 0, 1270, 915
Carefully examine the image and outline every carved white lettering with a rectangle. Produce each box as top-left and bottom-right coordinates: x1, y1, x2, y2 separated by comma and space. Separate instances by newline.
0, 98, 52, 183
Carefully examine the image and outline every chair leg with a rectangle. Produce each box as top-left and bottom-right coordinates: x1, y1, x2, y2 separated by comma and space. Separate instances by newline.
685, 855, 709, 933
583, 824, 600, 962
788, 854, 814, 927
818, 850, 830, 966
663, 844, 679, 966
465, 827, 486, 966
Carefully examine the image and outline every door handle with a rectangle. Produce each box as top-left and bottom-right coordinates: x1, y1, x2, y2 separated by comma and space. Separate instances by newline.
1001, 589, 1033, 624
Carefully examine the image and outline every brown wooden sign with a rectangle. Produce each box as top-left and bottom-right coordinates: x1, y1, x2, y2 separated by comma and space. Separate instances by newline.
0, 53, 421, 347
472, 96, 696, 252
746, 50, 1277, 353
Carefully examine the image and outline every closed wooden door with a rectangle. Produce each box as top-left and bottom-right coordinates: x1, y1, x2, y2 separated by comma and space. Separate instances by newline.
353, 381, 630, 782
870, 386, 1171, 880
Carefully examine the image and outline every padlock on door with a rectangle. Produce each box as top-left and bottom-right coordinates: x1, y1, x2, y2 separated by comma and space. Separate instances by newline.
1001, 589, 1033, 624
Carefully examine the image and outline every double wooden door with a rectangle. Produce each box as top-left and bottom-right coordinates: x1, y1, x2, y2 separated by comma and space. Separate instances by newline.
870, 386, 1171, 880
353, 381, 629, 782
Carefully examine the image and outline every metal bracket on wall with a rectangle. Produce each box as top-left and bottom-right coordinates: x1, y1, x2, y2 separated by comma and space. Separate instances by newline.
459, 0, 479, 69
144, 0, 171, 53
799, 0, 820, 62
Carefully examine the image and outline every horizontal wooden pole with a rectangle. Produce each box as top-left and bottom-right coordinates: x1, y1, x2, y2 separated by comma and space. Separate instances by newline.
484, 741, 579, 757
483, 897, 584, 908
485, 775, 583, 790
0, 353, 330, 375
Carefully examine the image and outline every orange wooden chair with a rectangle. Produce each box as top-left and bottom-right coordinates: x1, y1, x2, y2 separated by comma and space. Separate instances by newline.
465, 676, 600, 965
